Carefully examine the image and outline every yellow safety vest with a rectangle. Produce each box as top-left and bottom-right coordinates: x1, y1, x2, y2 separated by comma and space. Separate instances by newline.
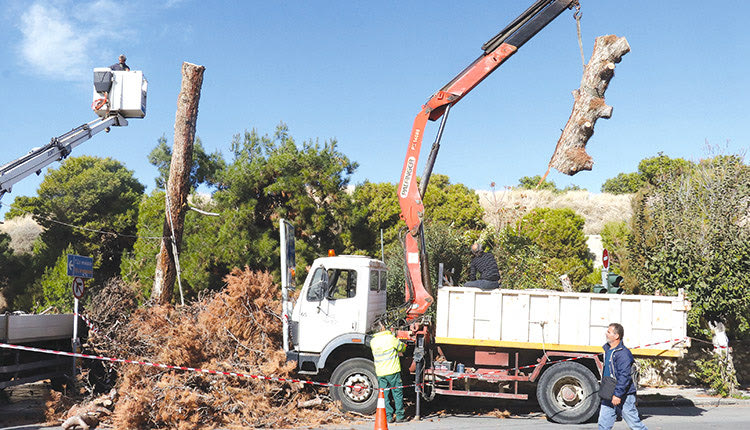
370, 330, 406, 376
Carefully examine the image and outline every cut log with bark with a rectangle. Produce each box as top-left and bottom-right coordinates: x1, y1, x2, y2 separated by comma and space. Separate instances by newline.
548, 35, 630, 175
152, 62, 205, 304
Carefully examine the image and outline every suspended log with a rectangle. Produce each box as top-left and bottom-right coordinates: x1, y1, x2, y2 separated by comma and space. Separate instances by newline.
548, 35, 630, 175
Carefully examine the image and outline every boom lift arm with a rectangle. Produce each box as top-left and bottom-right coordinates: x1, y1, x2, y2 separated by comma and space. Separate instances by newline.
0, 114, 128, 201
398, 0, 578, 321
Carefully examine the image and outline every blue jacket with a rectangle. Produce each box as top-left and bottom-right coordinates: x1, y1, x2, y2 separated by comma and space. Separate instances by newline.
602, 342, 637, 398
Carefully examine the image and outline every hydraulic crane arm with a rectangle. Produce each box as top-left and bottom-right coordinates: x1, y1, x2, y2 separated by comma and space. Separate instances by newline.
0, 114, 128, 201
398, 0, 578, 321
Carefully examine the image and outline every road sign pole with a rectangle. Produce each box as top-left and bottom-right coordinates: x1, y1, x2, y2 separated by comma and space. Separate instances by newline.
73, 297, 79, 340
70, 276, 85, 377
67, 254, 91, 379
72, 296, 79, 377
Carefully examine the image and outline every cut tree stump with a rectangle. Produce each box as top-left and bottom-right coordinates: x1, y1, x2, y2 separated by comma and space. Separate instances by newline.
548, 35, 630, 175
152, 62, 205, 304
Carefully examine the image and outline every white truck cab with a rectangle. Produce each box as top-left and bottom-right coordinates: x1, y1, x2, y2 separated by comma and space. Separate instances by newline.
280, 219, 388, 414
288, 255, 386, 372
284, 254, 387, 414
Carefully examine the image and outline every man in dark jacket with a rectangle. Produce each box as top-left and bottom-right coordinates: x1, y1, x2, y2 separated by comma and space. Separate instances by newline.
598, 323, 647, 430
464, 243, 500, 290
110, 54, 130, 71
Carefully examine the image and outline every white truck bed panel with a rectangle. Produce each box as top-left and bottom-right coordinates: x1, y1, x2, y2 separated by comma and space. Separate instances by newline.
1, 314, 74, 344
436, 287, 690, 357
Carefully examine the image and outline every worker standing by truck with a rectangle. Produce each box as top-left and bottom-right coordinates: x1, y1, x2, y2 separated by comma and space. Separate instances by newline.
370, 321, 406, 423
598, 323, 647, 430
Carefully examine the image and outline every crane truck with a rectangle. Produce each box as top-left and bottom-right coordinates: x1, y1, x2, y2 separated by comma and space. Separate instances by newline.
0, 68, 147, 390
282, 0, 690, 424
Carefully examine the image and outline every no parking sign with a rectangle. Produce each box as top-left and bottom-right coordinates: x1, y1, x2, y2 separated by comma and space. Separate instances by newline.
72, 277, 85, 299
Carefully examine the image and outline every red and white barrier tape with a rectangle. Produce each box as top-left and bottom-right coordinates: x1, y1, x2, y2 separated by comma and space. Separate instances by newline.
0, 342, 349, 389
65, 315, 454, 391
507, 337, 688, 372
75, 313, 99, 335
0, 336, 692, 393
2, 331, 720, 394
0, 342, 469, 391
688, 336, 729, 350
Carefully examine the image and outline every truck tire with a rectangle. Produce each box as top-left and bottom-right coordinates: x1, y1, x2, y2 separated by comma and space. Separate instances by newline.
330, 358, 378, 415
536, 361, 599, 424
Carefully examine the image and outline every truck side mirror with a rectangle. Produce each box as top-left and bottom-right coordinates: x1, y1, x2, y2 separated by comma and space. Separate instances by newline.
306, 266, 329, 302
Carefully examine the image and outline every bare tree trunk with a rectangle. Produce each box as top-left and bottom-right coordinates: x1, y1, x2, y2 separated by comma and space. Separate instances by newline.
548, 35, 630, 175
152, 62, 205, 304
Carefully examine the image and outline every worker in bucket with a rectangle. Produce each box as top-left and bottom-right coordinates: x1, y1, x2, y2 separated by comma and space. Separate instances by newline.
370, 320, 406, 423
110, 54, 130, 71
464, 242, 500, 290
598, 323, 647, 430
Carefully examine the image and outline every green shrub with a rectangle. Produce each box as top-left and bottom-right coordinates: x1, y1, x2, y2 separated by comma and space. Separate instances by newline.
694, 352, 739, 397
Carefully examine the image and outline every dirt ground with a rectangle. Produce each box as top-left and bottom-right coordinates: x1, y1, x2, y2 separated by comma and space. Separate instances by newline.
0, 380, 540, 429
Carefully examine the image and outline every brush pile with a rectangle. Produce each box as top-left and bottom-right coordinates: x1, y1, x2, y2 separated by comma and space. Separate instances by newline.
50, 268, 355, 429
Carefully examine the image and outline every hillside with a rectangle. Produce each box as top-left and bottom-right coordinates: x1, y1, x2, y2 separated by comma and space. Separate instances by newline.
476, 189, 633, 235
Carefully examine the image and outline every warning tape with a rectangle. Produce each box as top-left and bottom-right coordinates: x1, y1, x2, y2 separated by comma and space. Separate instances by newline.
688, 336, 730, 350
0, 342, 468, 392
0, 342, 345, 389
75, 313, 100, 336
0, 336, 718, 393
473, 337, 689, 373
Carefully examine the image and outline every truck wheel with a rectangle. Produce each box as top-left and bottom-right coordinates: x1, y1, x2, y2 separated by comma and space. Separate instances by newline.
536, 361, 599, 424
330, 358, 378, 415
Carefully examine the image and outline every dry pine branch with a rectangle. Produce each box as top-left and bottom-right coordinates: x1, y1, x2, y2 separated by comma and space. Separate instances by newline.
548, 35, 630, 175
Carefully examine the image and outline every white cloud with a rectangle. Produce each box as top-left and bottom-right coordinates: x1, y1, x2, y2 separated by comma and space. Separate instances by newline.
16, 1, 135, 82
19, 3, 91, 81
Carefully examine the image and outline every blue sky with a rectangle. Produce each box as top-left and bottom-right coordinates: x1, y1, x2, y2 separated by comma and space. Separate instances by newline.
1, 0, 748, 220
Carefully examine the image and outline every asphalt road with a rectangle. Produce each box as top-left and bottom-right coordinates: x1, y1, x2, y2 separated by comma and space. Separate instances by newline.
2, 383, 749, 429
326, 405, 750, 429
3, 404, 748, 430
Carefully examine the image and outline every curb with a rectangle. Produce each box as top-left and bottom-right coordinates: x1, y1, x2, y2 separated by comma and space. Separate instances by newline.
638, 395, 750, 407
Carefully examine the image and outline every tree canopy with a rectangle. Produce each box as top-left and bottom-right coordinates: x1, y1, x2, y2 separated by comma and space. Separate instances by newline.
123, 124, 358, 296
518, 175, 557, 191
516, 208, 593, 288
601, 153, 693, 194
6, 156, 144, 282
148, 136, 225, 190
625, 154, 750, 338
5, 121, 746, 346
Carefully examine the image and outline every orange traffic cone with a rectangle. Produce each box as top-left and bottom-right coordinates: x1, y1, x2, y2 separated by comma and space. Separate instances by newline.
374, 388, 389, 430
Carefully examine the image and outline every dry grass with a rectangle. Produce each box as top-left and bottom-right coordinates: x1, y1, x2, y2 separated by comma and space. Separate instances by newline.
0, 214, 43, 254
61, 268, 354, 429
476, 188, 633, 234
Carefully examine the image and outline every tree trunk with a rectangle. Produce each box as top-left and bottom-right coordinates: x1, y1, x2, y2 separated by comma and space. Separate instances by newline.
548, 35, 630, 175
152, 62, 205, 304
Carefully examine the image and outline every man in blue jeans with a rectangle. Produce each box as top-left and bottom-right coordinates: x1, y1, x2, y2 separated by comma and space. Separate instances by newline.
599, 323, 647, 430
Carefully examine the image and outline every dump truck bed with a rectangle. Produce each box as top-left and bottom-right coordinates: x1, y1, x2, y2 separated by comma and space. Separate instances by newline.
435, 287, 690, 358
1, 314, 74, 344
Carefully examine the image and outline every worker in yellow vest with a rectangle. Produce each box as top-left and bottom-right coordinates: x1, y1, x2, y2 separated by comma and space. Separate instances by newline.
370, 320, 406, 423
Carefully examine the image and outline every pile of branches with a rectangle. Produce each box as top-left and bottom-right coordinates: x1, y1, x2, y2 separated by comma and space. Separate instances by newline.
55, 268, 353, 429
